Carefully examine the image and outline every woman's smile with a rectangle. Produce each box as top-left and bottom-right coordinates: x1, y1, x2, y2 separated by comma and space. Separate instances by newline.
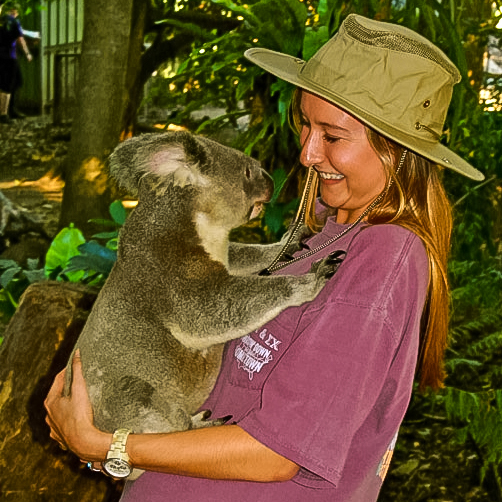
316, 170, 345, 181
299, 92, 387, 224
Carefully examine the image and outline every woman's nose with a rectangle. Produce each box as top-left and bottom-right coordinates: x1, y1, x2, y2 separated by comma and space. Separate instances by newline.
299, 129, 325, 167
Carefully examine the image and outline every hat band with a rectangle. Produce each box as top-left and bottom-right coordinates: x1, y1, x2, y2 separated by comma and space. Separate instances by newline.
295, 72, 441, 147
414, 122, 441, 141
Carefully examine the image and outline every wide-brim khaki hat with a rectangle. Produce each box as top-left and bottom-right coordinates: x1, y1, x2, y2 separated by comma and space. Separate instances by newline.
245, 14, 484, 181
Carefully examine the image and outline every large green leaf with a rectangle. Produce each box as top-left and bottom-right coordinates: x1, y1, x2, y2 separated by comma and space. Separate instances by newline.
65, 241, 117, 276
44, 224, 86, 281
109, 200, 128, 225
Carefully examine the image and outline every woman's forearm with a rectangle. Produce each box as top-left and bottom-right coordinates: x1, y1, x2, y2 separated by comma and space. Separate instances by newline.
84, 424, 299, 482
45, 352, 298, 483
131, 424, 298, 482
17, 36, 31, 59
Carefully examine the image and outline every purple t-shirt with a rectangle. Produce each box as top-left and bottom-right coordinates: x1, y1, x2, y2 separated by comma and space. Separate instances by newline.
121, 220, 428, 501
0, 15, 23, 59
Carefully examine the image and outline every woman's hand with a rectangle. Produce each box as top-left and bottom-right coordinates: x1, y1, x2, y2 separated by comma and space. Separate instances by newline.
44, 350, 111, 463
44, 353, 299, 482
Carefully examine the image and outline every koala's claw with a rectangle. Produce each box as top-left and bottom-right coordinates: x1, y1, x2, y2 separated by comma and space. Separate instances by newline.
190, 410, 232, 429
281, 223, 313, 256
311, 250, 346, 281
326, 250, 347, 265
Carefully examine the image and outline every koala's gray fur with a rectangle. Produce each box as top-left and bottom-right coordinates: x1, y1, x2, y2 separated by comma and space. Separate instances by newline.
65, 131, 331, 438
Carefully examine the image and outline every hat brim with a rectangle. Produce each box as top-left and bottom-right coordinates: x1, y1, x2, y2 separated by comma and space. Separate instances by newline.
245, 48, 484, 181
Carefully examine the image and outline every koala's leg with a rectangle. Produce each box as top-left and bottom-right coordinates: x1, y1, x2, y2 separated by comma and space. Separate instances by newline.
94, 374, 192, 434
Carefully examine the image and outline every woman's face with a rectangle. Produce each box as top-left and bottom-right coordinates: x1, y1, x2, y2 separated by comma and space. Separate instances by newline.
299, 92, 387, 224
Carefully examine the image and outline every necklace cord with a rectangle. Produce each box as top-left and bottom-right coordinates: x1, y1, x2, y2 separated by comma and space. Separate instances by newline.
259, 150, 408, 275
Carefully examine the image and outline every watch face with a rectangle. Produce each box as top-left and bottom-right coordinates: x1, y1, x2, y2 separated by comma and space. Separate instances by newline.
103, 458, 132, 478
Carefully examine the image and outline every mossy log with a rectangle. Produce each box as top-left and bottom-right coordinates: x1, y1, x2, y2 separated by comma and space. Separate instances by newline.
0, 282, 122, 502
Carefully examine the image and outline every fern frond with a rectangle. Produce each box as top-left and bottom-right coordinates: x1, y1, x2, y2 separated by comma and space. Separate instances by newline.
467, 331, 502, 359
450, 313, 502, 342
445, 358, 482, 372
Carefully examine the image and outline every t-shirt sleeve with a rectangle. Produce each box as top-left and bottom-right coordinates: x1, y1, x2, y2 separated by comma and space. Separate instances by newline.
10, 19, 23, 38
237, 302, 397, 487
14, 19, 24, 38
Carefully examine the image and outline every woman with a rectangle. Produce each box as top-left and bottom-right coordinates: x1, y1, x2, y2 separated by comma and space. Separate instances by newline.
0, 1, 32, 124
45, 14, 484, 502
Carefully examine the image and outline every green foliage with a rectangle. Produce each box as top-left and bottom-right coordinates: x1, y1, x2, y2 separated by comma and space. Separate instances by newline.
0, 201, 125, 347
435, 250, 502, 494
62, 241, 117, 283
447, 110, 502, 262
0, 258, 45, 343
444, 388, 502, 484
262, 168, 300, 241
45, 201, 125, 286
44, 223, 87, 282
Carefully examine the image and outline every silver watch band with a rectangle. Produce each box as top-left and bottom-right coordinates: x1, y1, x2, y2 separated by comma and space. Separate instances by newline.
106, 428, 131, 461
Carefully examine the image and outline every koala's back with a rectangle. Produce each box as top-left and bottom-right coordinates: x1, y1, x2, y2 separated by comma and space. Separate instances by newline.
73, 257, 225, 434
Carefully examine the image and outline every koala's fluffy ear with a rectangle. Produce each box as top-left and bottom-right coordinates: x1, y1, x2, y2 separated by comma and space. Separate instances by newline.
108, 132, 207, 195
148, 148, 207, 188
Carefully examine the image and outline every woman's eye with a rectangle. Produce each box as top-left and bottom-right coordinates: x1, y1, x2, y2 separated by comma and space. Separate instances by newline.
323, 134, 340, 144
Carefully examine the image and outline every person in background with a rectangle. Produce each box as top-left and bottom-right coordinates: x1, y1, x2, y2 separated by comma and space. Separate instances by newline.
0, 1, 32, 124
44, 14, 484, 502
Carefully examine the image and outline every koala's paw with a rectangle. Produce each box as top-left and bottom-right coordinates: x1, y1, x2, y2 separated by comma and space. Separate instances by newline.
190, 410, 232, 429
280, 223, 313, 259
311, 250, 347, 284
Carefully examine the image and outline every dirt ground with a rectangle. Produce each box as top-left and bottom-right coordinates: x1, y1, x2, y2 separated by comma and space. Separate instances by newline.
0, 115, 67, 239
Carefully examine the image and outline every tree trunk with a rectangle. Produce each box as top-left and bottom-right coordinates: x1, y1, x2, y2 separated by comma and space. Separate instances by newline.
59, 0, 146, 237
120, 0, 149, 139
0, 282, 122, 502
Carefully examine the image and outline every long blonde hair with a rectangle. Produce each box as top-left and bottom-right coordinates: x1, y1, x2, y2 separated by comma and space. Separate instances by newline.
291, 90, 452, 391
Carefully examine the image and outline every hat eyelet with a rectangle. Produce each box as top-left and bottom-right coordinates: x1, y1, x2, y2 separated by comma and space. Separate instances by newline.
441, 157, 451, 164
423, 100, 431, 108
414, 122, 421, 130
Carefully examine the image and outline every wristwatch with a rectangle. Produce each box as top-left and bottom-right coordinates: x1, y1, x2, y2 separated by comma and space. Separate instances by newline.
102, 428, 133, 478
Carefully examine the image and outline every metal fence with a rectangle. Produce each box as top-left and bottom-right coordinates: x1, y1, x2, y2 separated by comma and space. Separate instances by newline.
41, 0, 83, 123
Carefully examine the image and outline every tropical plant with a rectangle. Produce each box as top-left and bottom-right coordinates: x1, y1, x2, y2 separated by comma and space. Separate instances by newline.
0, 258, 45, 345
45, 200, 126, 285
0, 200, 127, 349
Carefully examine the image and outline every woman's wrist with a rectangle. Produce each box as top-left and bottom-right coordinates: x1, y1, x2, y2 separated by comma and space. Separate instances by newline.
73, 429, 112, 463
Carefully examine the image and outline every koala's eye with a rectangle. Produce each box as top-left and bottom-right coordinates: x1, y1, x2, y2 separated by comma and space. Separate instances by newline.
245, 166, 251, 179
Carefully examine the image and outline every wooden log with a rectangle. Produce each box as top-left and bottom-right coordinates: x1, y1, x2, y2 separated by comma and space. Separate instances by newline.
0, 282, 123, 502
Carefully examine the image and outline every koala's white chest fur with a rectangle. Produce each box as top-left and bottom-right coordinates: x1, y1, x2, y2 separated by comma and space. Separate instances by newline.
194, 211, 229, 267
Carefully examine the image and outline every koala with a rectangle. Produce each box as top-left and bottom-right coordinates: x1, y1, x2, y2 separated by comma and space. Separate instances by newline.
65, 131, 334, 439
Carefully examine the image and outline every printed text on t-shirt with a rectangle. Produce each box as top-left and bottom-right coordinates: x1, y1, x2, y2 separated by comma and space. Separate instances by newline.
234, 329, 282, 380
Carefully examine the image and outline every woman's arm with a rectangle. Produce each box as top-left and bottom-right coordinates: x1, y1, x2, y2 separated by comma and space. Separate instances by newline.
44, 353, 299, 483
17, 36, 32, 61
